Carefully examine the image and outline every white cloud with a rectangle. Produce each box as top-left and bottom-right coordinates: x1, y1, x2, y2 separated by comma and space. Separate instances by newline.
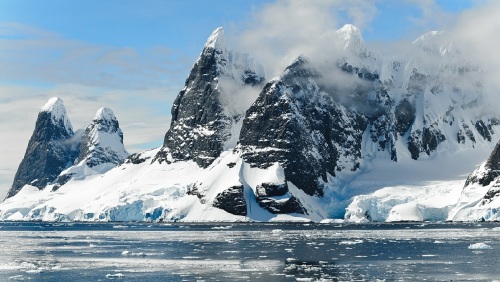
236, 0, 379, 77
423, 1, 500, 113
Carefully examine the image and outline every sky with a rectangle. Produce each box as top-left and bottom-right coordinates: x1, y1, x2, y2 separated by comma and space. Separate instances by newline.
0, 0, 491, 199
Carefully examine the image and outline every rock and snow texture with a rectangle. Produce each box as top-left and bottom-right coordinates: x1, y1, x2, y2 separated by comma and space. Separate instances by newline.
2, 25, 500, 222
77, 107, 128, 167
449, 140, 500, 221
239, 56, 367, 201
54, 107, 129, 189
6, 98, 129, 201
7, 98, 78, 199
154, 27, 265, 168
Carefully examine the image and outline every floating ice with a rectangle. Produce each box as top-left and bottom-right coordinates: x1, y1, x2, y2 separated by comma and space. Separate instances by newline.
106, 273, 124, 279
339, 239, 364, 245
320, 219, 344, 224
121, 251, 146, 257
468, 243, 492, 250
211, 225, 233, 230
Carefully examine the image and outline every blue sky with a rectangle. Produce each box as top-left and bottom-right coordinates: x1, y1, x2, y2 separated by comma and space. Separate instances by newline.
0, 0, 489, 198
1, 1, 477, 44
0, 0, 478, 90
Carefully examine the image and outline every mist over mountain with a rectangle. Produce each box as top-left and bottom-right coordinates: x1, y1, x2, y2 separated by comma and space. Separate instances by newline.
2, 23, 500, 223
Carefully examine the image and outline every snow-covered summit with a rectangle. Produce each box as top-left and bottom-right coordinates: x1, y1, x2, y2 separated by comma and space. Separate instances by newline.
94, 107, 115, 121
75, 107, 129, 168
337, 24, 361, 39
39, 97, 73, 134
51, 107, 129, 190
154, 27, 265, 168
336, 24, 365, 54
204, 27, 226, 50
40, 96, 64, 112
6, 97, 78, 199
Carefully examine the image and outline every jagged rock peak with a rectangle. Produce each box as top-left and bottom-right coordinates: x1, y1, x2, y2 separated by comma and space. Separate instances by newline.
87, 107, 123, 138
154, 27, 265, 168
74, 107, 128, 167
39, 97, 73, 133
7, 97, 77, 199
51, 107, 128, 190
204, 27, 226, 50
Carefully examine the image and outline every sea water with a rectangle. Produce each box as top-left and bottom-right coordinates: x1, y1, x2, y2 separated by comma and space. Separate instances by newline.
0, 221, 499, 281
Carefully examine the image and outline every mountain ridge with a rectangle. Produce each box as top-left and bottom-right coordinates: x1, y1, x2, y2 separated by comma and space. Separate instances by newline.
2, 25, 500, 222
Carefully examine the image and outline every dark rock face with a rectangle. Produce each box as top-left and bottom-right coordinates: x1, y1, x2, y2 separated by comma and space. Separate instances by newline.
408, 127, 446, 160
51, 173, 75, 192
154, 28, 264, 168
155, 45, 227, 168
475, 120, 493, 142
125, 152, 150, 165
255, 183, 306, 214
8, 105, 77, 199
256, 183, 288, 197
485, 141, 500, 171
212, 185, 247, 216
463, 140, 500, 206
52, 108, 128, 191
239, 57, 368, 197
457, 123, 475, 144
257, 196, 306, 214
465, 140, 500, 187
481, 184, 500, 205
395, 99, 415, 136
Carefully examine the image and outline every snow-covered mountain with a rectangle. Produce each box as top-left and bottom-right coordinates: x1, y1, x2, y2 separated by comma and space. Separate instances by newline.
154, 27, 265, 168
53, 107, 129, 190
7, 98, 78, 199
1, 25, 500, 222
448, 140, 500, 221
5, 100, 129, 200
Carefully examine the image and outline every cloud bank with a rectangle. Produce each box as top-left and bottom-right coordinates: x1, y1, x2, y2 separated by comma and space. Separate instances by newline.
236, 0, 378, 77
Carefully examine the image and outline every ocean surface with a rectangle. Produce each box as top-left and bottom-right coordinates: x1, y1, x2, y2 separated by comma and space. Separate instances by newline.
0, 221, 499, 281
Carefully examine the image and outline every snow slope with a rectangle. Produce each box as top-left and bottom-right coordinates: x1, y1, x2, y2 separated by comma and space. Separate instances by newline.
448, 140, 500, 221
0, 149, 321, 222
2, 25, 500, 222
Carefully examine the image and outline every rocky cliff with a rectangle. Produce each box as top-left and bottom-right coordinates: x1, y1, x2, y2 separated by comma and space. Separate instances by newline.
7, 98, 78, 199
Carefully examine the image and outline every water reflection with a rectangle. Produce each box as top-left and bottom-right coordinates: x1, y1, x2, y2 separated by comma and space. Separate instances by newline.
0, 222, 499, 281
